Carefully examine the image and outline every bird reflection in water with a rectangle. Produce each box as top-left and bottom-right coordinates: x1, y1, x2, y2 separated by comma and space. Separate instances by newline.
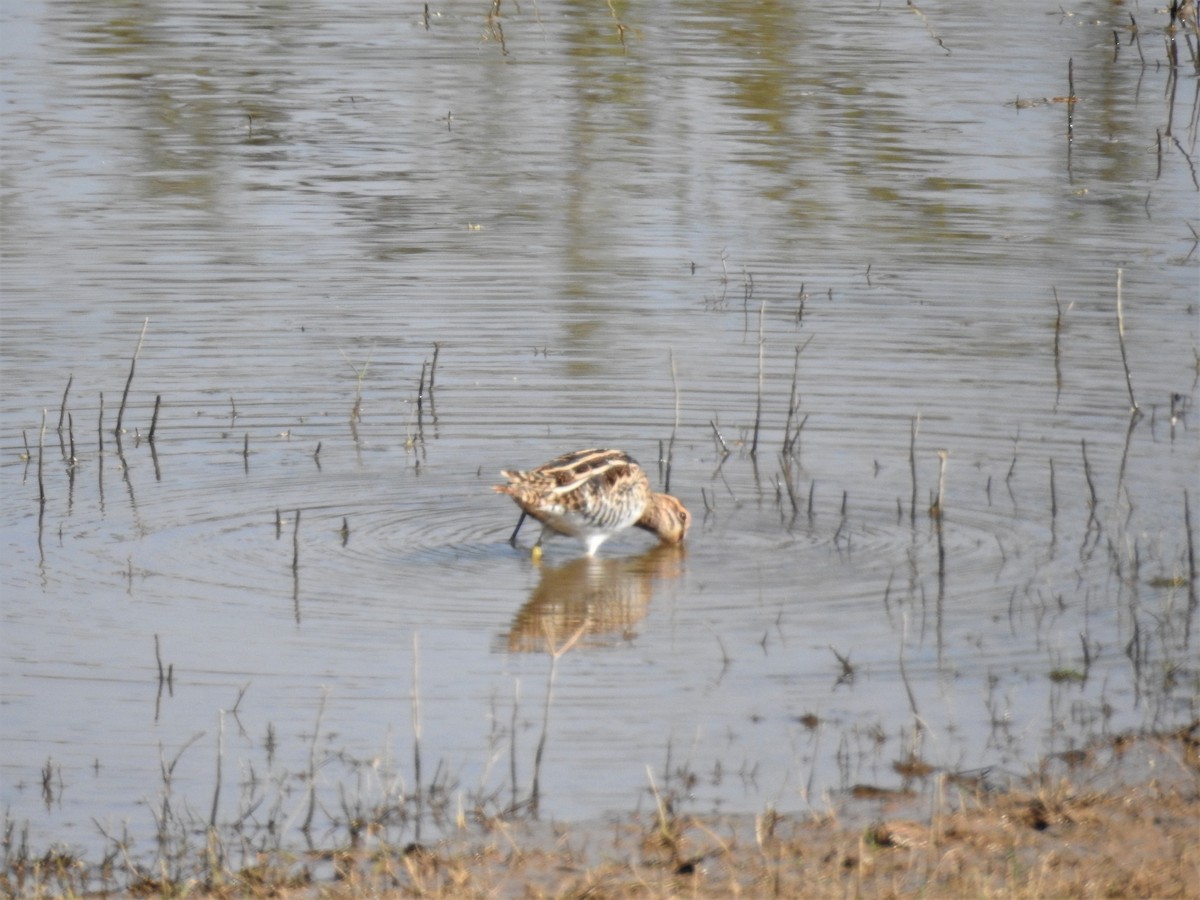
503, 543, 686, 654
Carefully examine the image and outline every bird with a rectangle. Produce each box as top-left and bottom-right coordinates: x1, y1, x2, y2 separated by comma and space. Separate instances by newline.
493, 448, 690, 557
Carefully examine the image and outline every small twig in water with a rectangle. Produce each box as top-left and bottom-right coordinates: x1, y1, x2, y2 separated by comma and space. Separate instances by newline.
930, 450, 949, 519
1080, 439, 1099, 519
909, 415, 921, 525
148, 394, 161, 443
665, 349, 681, 494
750, 302, 765, 458
1168, 132, 1200, 191
209, 711, 224, 828
898, 613, 920, 716
291, 508, 301, 573
702, 621, 731, 677
1067, 58, 1076, 143
37, 410, 46, 506
341, 348, 373, 424
1052, 288, 1067, 397
154, 634, 166, 685
412, 633, 422, 806
782, 337, 813, 456
1114, 268, 1139, 412
115, 318, 149, 436
1049, 458, 1058, 519
907, 0, 950, 53
829, 645, 855, 684
301, 689, 328, 834
1184, 490, 1197, 616
57, 375, 73, 433
429, 342, 441, 391
709, 419, 730, 457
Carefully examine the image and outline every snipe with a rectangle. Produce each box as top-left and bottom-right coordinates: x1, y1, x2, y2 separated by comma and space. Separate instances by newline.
494, 448, 690, 557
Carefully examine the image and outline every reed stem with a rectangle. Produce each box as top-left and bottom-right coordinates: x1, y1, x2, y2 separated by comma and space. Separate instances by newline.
148, 394, 161, 443
115, 318, 148, 435
1115, 268, 1138, 412
57, 375, 72, 433
37, 409, 46, 506
750, 302, 765, 458
666, 349, 680, 493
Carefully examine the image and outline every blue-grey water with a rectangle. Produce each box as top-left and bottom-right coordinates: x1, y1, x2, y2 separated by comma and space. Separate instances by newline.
1, 0, 1197, 869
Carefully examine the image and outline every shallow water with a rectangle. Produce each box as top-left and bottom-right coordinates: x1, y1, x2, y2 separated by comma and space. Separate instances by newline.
2, 0, 1197, 863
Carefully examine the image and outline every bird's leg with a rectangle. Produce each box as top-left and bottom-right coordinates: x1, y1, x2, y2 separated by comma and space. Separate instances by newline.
531, 525, 548, 563
508, 511, 528, 546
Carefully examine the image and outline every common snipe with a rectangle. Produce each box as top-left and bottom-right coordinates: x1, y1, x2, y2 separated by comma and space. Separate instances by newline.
493, 448, 690, 556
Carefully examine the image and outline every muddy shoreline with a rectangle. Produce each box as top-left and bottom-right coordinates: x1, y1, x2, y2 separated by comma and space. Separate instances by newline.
5, 729, 1196, 898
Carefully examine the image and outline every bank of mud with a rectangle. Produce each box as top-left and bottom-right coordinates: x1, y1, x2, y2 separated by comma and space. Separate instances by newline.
5, 728, 1196, 899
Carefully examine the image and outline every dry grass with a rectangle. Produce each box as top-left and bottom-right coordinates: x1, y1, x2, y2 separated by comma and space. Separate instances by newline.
361, 774, 1197, 899
5, 730, 1197, 899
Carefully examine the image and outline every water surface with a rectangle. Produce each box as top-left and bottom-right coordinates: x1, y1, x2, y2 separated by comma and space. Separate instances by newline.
2, 0, 1197, 864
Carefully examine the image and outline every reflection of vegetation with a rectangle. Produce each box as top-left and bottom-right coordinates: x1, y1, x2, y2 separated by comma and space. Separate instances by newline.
484, 0, 633, 57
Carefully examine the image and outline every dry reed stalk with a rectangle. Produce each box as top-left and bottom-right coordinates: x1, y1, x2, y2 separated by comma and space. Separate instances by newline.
931, 449, 949, 519
909, 415, 920, 525
751, 301, 765, 458
1185, 490, 1197, 612
1049, 458, 1058, 519
665, 349, 680, 493
148, 394, 161, 443
37, 409, 46, 506
291, 508, 301, 573
115, 318, 148, 435
1067, 58, 1076, 141
509, 679, 520, 813
1052, 288, 1064, 396
57, 375, 72, 432
412, 633, 422, 809
709, 419, 729, 457
1115, 268, 1139, 412
209, 712, 224, 829
782, 338, 813, 456
528, 622, 586, 815
154, 634, 166, 685
301, 689, 328, 834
